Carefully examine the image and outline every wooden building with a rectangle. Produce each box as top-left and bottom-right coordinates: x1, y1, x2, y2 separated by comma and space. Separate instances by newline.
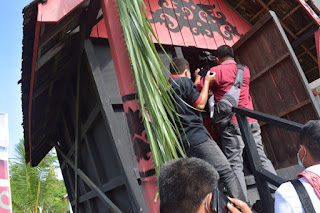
20, 0, 320, 212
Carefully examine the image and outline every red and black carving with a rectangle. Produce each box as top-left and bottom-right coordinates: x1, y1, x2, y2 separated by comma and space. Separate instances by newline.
150, 0, 242, 40
126, 107, 151, 163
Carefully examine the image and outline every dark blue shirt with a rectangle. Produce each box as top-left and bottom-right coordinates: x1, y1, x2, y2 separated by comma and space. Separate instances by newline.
169, 75, 210, 148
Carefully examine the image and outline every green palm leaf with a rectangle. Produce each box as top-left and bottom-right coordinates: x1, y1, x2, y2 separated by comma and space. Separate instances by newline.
9, 140, 67, 212
116, 0, 187, 175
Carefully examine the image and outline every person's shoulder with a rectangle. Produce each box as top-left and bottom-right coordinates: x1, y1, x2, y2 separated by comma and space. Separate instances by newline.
306, 164, 320, 173
170, 77, 193, 87
276, 181, 296, 197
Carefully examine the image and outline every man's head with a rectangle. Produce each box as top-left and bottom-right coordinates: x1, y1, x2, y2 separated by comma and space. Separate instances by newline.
170, 58, 191, 78
159, 157, 219, 213
216, 45, 234, 63
298, 120, 320, 167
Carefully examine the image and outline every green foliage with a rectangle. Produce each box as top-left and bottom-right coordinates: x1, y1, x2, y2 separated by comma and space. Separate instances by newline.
9, 140, 68, 213
116, 0, 186, 176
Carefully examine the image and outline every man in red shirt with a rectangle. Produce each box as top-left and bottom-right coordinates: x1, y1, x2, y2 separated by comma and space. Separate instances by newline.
196, 45, 277, 202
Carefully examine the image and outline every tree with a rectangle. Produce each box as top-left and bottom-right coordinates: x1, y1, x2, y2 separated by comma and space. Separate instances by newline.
9, 140, 68, 213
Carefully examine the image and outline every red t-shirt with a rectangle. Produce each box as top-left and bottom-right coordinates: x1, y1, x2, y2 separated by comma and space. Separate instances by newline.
196, 60, 256, 124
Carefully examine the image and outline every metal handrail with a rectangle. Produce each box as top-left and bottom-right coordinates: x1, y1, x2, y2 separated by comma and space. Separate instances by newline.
232, 106, 303, 213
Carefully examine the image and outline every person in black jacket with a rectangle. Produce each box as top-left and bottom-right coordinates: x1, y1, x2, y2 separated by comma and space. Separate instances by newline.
168, 58, 246, 202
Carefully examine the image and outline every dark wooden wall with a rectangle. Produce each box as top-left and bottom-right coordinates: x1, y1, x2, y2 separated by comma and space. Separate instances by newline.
55, 38, 148, 212
233, 11, 320, 169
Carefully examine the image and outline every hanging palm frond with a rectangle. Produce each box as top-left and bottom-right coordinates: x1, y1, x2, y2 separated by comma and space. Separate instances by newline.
116, 0, 187, 175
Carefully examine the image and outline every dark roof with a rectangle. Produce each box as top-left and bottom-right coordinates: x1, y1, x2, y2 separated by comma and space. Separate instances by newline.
21, 0, 85, 166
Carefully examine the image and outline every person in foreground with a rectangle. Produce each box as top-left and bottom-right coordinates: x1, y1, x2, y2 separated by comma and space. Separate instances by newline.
159, 157, 252, 213
168, 58, 245, 201
275, 120, 320, 212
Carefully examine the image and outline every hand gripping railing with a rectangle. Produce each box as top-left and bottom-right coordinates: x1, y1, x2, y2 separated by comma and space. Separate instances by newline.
232, 106, 303, 213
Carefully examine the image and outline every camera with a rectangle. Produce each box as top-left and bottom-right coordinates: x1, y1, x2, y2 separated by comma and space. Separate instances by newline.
199, 51, 218, 71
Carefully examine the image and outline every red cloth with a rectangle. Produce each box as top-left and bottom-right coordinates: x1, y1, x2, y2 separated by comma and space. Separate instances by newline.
298, 170, 320, 199
196, 60, 256, 124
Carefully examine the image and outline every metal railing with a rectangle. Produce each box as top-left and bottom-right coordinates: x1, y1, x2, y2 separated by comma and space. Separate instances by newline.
233, 106, 303, 213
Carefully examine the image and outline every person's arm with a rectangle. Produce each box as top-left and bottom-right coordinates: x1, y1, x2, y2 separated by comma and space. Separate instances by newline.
227, 198, 252, 213
195, 71, 216, 110
194, 68, 201, 85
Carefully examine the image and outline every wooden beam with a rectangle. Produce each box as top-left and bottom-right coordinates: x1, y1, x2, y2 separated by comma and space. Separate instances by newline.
85, 0, 101, 37
55, 145, 122, 212
305, 65, 318, 75
174, 46, 184, 58
255, 0, 318, 63
291, 26, 318, 48
39, 7, 82, 48
32, 60, 72, 100
78, 180, 94, 213
80, 103, 101, 139
302, 45, 318, 62
71, 176, 125, 205
60, 144, 75, 170
296, 22, 314, 36
250, 53, 290, 83
260, 100, 311, 126
234, 0, 246, 10
64, 163, 76, 196
249, 0, 276, 22
277, 100, 311, 117
74, 43, 81, 213
83, 134, 102, 186
36, 37, 71, 72
281, 4, 301, 21
297, 45, 316, 58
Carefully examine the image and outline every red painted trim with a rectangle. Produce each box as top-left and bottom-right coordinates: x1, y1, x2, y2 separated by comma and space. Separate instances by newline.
28, 4, 42, 164
170, 75, 181, 78
298, 0, 320, 26
315, 30, 320, 76
37, 0, 85, 23
192, 95, 202, 107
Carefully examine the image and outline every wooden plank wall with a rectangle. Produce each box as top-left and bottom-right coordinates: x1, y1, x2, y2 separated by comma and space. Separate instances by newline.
233, 12, 320, 169
91, 0, 251, 49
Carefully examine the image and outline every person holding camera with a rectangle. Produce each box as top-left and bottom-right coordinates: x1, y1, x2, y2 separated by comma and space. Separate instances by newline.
195, 45, 277, 202
168, 58, 246, 202
159, 157, 252, 213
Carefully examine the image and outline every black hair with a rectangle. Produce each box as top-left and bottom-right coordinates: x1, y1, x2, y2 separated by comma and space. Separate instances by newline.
300, 120, 320, 161
216, 45, 234, 59
159, 157, 219, 213
170, 58, 190, 75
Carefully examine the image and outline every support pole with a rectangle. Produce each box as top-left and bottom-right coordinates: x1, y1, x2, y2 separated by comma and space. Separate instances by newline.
55, 145, 122, 212
236, 114, 274, 213
99, 0, 159, 211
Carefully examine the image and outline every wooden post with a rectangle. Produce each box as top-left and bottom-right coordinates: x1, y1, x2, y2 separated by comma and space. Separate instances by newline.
98, 1, 160, 211
315, 30, 320, 76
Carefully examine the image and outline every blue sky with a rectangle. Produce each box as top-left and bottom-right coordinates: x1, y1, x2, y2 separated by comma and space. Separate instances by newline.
0, 1, 32, 158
